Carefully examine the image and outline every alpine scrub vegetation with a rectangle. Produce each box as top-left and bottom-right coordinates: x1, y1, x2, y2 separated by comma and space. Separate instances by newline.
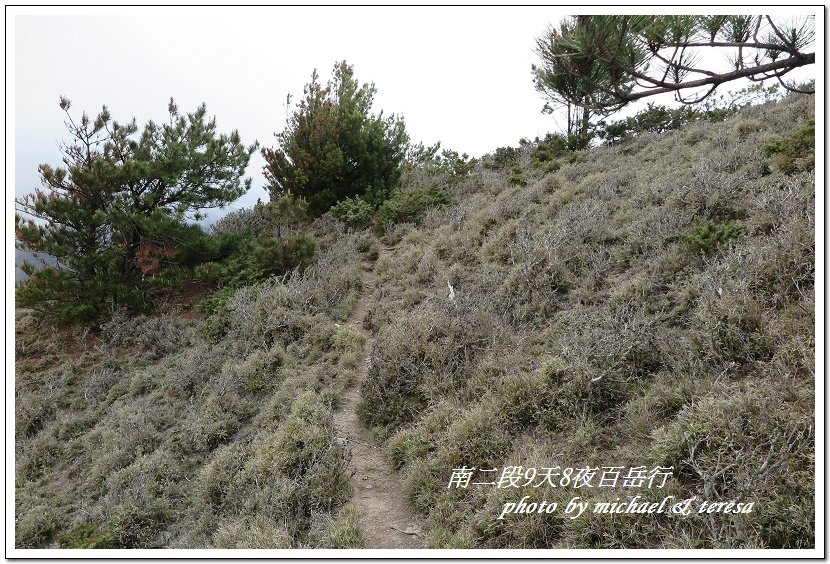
16, 226, 370, 548
763, 119, 815, 174
360, 91, 815, 548
15, 80, 814, 549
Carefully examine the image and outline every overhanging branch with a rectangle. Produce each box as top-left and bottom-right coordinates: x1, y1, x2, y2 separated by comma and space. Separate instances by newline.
616, 53, 814, 104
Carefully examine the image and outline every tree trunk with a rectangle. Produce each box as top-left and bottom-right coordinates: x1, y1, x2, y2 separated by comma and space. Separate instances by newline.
566, 102, 574, 138
581, 105, 591, 137
122, 230, 141, 282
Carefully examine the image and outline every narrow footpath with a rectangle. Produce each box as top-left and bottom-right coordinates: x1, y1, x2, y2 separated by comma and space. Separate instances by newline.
332, 252, 425, 550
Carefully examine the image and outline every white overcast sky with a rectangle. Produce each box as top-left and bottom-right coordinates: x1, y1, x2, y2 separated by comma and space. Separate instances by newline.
11, 6, 573, 217
9, 6, 821, 221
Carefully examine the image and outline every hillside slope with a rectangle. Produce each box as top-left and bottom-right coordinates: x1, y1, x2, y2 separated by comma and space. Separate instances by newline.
15, 92, 815, 550
361, 92, 815, 549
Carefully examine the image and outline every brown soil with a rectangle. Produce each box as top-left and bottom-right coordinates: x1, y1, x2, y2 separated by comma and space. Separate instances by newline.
332, 253, 426, 550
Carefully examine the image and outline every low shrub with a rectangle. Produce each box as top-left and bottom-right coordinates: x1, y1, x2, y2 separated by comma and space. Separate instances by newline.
212, 515, 292, 549
58, 523, 115, 549
598, 84, 780, 146
194, 233, 314, 290
311, 506, 365, 548
682, 219, 745, 255
507, 165, 527, 186
199, 287, 234, 341
102, 500, 170, 549
330, 196, 375, 229
529, 134, 570, 173
600, 103, 708, 144
359, 300, 496, 431
407, 143, 477, 181
16, 502, 63, 548
376, 185, 451, 231
239, 392, 352, 541
650, 389, 813, 548
763, 120, 815, 174
211, 203, 276, 236
482, 146, 521, 170
100, 311, 193, 361
252, 233, 316, 277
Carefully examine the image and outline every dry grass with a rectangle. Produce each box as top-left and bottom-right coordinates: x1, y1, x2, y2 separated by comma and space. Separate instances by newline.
363, 92, 815, 549
15, 231, 371, 548
15, 92, 815, 549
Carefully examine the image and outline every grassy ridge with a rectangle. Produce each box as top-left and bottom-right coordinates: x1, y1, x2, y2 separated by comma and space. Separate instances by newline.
15, 92, 814, 549
360, 92, 815, 548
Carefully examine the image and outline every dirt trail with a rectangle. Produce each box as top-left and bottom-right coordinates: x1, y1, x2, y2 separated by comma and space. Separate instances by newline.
332, 252, 425, 550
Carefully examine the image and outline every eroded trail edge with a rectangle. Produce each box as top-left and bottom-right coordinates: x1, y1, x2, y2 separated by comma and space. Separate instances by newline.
332, 253, 425, 550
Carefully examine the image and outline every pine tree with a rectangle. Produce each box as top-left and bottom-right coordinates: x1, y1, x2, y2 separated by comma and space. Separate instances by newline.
262, 61, 409, 215
534, 15, 815, 112
15, 97, 256, 321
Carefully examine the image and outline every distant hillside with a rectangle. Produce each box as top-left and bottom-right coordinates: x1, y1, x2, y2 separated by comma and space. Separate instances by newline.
15, 249, 56, 283
15, 92, 815, 550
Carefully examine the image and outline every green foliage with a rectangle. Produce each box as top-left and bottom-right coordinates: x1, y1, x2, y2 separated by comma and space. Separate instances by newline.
376, 185, 451, 231
483, 146, 520, 170
252, 234, 316, 279
264, 193, 309, 238
532, 17, 612, 139
263, 61, 410, 215
682, 219, 745, 255
15, 266, 101, 323
56, 304, 99, 325
330, 196, 375, 229
435, 149, 477, 179
599, 84, 784, 144
763, 120, 815, 174
533, 16, 814, 112
58, 523, 115, 549
564, 131, 594, 151
15, 98, 256, 321
406, 142, 477, 181
195, 232, 315, 340
530, 133, 570, 172
199, 283, 234, 320
599, 103, 707, 143
195, 233, 316, 289
532, 17, 811, 161
507, 166, 527, 186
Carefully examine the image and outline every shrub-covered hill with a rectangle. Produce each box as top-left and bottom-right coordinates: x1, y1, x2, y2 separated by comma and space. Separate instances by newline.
15, 92, 814, 549
15, 228, 374, 548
